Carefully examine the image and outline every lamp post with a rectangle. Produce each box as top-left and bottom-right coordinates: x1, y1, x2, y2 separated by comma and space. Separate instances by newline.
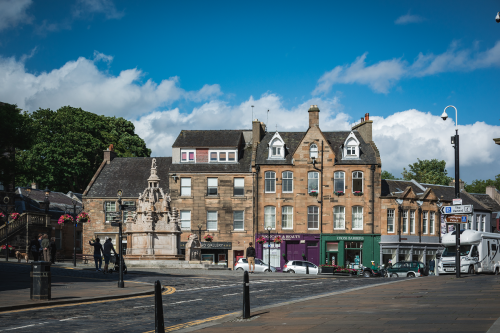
117, 190, 124, 288
71, 197, 80, 268
266, 226, 271, 272
43, 187, 51, 214
3, 195, 11, 262
441, 105, 461, 278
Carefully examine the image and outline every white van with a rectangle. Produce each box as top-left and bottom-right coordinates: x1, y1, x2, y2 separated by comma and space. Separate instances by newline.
438, 230, 500, 274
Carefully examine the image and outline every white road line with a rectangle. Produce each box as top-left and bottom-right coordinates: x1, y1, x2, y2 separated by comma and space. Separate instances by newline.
134, 299, 202, 308
172, 298, 202, 304
59, 316, 88, 322
290, 282, 324, 287
1, 322, 49, 332
250, 289, 269, 293
222, 293, 240, 297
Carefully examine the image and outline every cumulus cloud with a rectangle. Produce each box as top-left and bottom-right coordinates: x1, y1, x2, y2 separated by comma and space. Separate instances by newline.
73, 0, 124, 19
395, 13, 425, 25
314, 41, 500, 94
0, 0, 33, 31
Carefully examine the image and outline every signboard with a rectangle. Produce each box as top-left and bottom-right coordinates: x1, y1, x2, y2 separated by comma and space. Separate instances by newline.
124, 206, 137, 211
453, 199, 462, 205
179, 242, 232, 249
108, 212, 121, 216
445, 215, 468, 223
440, 205, 473, 215
110, 222, 121, 227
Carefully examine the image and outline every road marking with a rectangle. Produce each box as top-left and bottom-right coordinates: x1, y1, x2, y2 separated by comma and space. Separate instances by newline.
222, 293, 240, 297
1, 322, 49, 332
172, 298, 202, 304
133, 298, 202, 309
59, 316, 88, 321
143, 312, 238, 333
290, 282, 323, 287
250, 289, 269, 293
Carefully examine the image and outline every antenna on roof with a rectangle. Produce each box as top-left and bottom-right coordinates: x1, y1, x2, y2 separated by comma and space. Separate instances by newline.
251, 105, 254, 123
275, 124, 278, 132
267, 109, 269, 126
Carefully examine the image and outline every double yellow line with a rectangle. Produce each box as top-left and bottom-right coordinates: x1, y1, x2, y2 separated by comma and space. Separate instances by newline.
144, 312, 238, 333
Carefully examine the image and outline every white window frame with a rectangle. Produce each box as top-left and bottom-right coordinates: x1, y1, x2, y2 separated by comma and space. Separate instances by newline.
352, 171, 363, 193
352, 206, 363, 230
105, 201, 116, 223
264, 206, 276, 229
268, 137, 285, 159
281, 206, 293, 229
334, 171, 345, 193
307, 206, 319, 230
180, 210, 191, 230
346, 146, 356, 156
430, 212, 435, 234
209, 150, 237, 162
310, 144, 318, 159
403, 210, 408, 233
387, 209, 395, 233
181, 149, 196, 163
308, 172, 319, 194
233, 211, 244, 231
207, 211, 218, 231
334, 206, 345, 230
423, 211, 428, 234
410, 210, 415, 234
180, 178, 191, 196
476, 215, 480, 231
207, 178, 218, 196
265, 171, 276, 193
482, 215, 486, 232
233, 178, 244, 196
282, 171, 293, 193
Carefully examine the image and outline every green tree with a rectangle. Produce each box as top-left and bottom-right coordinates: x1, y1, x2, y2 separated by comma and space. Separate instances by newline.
16, 106, 151, 193
381, 170, 398, 180
402, 158, 453, 185
465, 175, 500, 193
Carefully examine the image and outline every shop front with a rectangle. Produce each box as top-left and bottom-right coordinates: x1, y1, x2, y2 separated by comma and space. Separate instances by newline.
320, 234, 380, 269
179, 241, 231, 266
255, 233, 320, 271
379, 235, 440, 268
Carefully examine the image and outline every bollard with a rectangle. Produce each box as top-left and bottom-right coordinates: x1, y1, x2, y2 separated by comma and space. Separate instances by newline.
306, 264, 309, 275
243, 271, 250, 319
155, 280, 165, 333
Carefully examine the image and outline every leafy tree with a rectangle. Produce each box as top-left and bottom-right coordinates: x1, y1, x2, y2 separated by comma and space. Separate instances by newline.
381, 170, 398, 180
465, 175, 500, 193
402, 158, 453, 186
16, 106, 151, 193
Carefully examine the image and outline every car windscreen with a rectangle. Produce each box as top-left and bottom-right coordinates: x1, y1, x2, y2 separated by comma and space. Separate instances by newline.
442, 245, 472, 257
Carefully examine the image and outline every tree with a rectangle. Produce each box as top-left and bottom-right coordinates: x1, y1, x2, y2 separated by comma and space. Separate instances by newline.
402, 158, 453, 186
16, 106, 151, 193
465, 175, 500, 193
381, 170, 398, 180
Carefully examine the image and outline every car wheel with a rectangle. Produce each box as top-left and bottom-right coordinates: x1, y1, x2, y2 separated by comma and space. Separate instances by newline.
289, 269, 295, 274
236, 267, 244, 271
468, 265, 475, 275
264, 269, 271, 273
407, 272, 415, 278
390, 273, 398, 278
363, 271, 371, 278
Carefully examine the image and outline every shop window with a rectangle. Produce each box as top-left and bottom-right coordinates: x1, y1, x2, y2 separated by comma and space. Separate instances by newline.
334, 206, 345, 229
180, 210, 191, 230
334, 171, 345, 193
387, 209, 395, 233
326, 242, 338, 251
430, 212, 435, 234
282, 171, 293, 193
282, 206, 293, 229
207, 178, 218, 196
307, 206, 319, 229
308, 172, 319, 193
410, 210, 415, 234
352, 206, 363, 230
264, 206, 276, 229
181, 178, 191, 196
352, 171, 363, 192
265, 171, 276, 193
233, 178, 244, 196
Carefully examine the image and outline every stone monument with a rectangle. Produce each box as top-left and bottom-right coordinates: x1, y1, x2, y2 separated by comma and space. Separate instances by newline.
185, 233, 201, 262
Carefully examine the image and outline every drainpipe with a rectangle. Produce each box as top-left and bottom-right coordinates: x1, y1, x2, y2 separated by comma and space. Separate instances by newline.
398, 205, 402, 242
255, 165, 260, 243
320, 141, 323, 235
418, 207, 422, 243
371, 165, 375, 235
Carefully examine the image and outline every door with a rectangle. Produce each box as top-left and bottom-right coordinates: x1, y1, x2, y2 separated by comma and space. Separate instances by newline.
287, 241, 301, 261
306, 241, 319, 266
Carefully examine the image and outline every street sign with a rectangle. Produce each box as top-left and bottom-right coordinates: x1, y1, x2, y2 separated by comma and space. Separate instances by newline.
453, 199, 462, 205
440, 205, 473, 215
125, 206, 137, 211
445, 215, 468, 223
110, 222, 121, 227
108, 212, 121, 216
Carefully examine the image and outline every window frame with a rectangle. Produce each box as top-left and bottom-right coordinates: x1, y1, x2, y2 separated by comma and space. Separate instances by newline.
181, 149, 196, 163
281, 206, 293, 229
269, 138, 285, 159
207, 177, 218, 196
265, 171, 276, 193
123, 200, 135, 220
307, 206, 319, 230
233, 178, 244, 196
352, 206, 363, 230
264, 206, 276, 229
410, 210, 415, 234
180, 210, 191, 230
282, 171, 293, 193
334, 206, 345, 230
233, 210, 244, 231
346, 146, 356, 156
310, 143, 318, 159
482, 215, 486, 232
334, 171, 345, 193
402, 210, 408, 233
104, 201, 116, 223
387, 209, 395, 233
352, 171, 363, 193
430, 212, 435, 234
208, 150, 238, 163
423, 211, 428, 234
207, 211, 218, 231
308, 171, 319, 194
180, 178, 192, 197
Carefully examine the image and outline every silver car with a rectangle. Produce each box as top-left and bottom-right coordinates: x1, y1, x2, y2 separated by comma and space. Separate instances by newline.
283, 260, 319, 274
234, 258, 277, 272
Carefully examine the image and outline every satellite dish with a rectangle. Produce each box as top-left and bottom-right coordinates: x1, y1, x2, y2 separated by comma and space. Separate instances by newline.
395, 199, 404, 205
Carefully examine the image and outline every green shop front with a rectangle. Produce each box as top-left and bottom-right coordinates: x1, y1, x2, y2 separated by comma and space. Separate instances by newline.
320, 234, 380, 268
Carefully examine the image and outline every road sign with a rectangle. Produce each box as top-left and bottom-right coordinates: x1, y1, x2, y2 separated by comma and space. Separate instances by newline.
445, 215, 468, 223
453, 199, 462, 205
440, 205, 473, 215
110, 222, 121, 227
125, 206, 136, 211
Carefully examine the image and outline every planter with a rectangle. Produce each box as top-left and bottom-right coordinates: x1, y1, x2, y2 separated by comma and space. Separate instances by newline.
353, 192, 363, 196
321, 267, 334, 274
309, 192, 318, 197
334, 191, 344, 196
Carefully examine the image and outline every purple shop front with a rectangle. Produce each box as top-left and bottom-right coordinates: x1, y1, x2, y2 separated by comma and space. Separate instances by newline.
255, 233, 320, 271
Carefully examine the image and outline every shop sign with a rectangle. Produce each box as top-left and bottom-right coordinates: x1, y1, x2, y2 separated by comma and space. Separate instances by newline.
179, 242, 232, 249
334, 236, 365, 241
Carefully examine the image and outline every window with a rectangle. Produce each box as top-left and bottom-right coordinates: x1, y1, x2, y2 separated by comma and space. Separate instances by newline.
207, 178, 218, 196
308, 206, 319, 229
347, 146, 356, 155
219, 152, 226, 161
430, 212, 435, 234
352, 171, 363, 192
181, 150, 195, 162
264, 206, 276, 229
310, 144, 318, 159
402, 210, 408, 233
482, 215, 486, 232
265, 171, 276, 193
209, 150, 237, 162
269, 137, 284, 159
272, 146, 281, 156
123, 201, 135, 220
233, 211, 244, 230
207, 211, 218, 230
423, 211, 428, 234
210, 152, 217, 161
181, 178, 191, 196
308, 172, 319, 193
282, 171, 293, 193
105, 201, 116, 223
334, 171, 345, 193
233, 178, 244, 196
55, 229, 62, 249
334, 206, 345, 229
476, 215, 480, 231
180, 211, 191, 230
387, 209, 395, 233
352, 206, 363, 230
228, 152, 236, 161
282, 206, 293, 229
410, 210, 415, 234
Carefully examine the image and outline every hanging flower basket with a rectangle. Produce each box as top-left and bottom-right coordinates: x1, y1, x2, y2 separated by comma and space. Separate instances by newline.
353, 191, 363, 196
256, 236, 266, 244
309, 190, 318, 197
9, 212, 20, 222
77, 212, 90, 223
1, 245, 14, 251
273, 236, 283, 244
334, 191, 344, 196
58, 214, 74, 225
204, 234, 213, 242
0, 212, 5, 221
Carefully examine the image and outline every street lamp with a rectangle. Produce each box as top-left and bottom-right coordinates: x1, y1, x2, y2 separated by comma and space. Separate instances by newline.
44, 187, 51, 214
441, 105, 461, 278
266, 226, 271, 272
117, 189, 124, 288
70, 194, 81, 268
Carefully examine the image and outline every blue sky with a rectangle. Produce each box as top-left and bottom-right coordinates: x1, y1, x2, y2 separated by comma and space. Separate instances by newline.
1, 0, 499, 183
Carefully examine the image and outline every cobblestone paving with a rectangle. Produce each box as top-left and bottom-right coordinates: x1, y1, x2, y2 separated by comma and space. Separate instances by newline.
0, 263, 403, 333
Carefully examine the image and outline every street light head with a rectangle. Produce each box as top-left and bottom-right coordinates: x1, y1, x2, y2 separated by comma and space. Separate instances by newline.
440, 110, 448, 121
117, 189, 122, 197
496, 12, 500, 23
266, 226, 271, 231
44, 187, 50, 198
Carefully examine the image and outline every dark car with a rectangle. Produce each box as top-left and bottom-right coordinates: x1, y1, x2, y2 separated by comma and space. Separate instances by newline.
387, 261, 428, 278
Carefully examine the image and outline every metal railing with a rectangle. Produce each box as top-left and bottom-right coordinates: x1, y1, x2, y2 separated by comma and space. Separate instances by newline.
0, 213, 50, 251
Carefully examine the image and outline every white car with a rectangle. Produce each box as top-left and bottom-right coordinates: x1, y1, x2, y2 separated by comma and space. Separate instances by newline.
283, 260, 319, 274
234, 258, 277, 272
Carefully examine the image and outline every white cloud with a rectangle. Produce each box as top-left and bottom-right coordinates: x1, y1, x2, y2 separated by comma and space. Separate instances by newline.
73, 0, 124, 19
395, 13, 425, 25
0, 0, 33, 31
314, 41, 500, 94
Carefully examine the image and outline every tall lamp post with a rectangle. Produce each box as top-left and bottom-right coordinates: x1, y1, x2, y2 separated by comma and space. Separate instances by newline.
3, 195, 12, 262
441, 105, 461, 278
266, 226, 271, 272
70, 196, 82, 268
117, 190, 124, 288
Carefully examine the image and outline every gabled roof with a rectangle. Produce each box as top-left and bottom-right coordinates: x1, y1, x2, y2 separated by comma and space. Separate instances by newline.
468, 193, 500, 212
169, 146, 252, 173
16, 187, 83, 219
381, 180, 423, 196
172, 130, 243, 148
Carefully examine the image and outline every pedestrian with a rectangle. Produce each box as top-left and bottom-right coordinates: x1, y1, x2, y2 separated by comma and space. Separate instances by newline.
41, 234, 51, 262
429, 259, 435, 275
246, 242, 256, 273
50, 237, 57, 264
103, 238, 117, 273
89, 238, 104, 272
29, 235, 40, 261
38, 233, 43, 259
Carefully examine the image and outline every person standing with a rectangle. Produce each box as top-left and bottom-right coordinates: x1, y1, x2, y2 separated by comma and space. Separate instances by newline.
103, 238, 116, 273
41, 234, 51, 262
38, 234, 43, 259
50, 237, 57, 264
30, 235, 40, 261
246, 242, 256, 273
89, 238, 104, 272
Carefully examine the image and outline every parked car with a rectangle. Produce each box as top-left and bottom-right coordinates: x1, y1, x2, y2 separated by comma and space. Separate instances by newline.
283, 260, 319, 274
387, 261, 429, 278
234, 258, 277, 272
360, 264, 388, 278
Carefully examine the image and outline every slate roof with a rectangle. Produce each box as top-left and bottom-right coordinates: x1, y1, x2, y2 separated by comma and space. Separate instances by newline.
468, 193, 500, 212
381, 180, 425, 197
85, 157, 172, 198
16, 188, 83, 219
170, 146, 252, 173
256, 130, 378, 165
172, 130, 243, 148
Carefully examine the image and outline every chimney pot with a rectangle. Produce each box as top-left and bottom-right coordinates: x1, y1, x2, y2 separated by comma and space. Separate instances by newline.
31, 182, 37, 190
365, 113, 369, 121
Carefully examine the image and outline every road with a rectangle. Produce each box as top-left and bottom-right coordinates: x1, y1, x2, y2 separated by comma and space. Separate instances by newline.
0, 263, 400, 332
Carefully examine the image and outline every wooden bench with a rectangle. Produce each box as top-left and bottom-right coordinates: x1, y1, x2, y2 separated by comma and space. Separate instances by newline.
74, 254, 94, 264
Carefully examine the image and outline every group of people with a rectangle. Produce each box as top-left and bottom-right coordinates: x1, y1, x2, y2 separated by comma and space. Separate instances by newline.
29, 233, 57, 263
89, 237, 117, 273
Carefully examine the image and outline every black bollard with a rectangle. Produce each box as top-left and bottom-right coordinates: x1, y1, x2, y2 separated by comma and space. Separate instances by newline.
243, 271, 250, 319
306, 264, 309, 275
155, 280, 165, 333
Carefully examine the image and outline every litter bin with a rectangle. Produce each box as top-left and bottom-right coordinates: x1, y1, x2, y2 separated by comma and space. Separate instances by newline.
30, 261, 51, 300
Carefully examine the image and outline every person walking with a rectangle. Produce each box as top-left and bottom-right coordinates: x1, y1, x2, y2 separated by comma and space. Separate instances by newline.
103, 238, 117, 273
29, 235, 40, 261
38, 233, 43, 259
41, 234, 51, 262
89, 238, 104, 272
50, 237, 57, 264
246, 242, 256, 273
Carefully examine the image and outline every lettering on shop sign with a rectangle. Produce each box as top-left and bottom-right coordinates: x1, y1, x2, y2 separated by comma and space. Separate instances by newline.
335, 236, 364, 241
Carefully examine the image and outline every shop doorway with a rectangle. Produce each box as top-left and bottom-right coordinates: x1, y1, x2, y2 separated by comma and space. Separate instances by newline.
328, 252, 338, 266
306, 241, 319, 265
233, 250, 244, 269
286, 241, 301, 261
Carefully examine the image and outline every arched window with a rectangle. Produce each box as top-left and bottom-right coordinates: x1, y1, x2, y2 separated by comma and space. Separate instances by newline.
282, 171, 293, 193
307, 206, 319, 229
310, 143, 318, 159
282, 206, 293, 229
264, 206, 276, 229
352, 206, 363, 230
333, 206, 345, 229
352, 171, 363, 192
265, 171, 276, 193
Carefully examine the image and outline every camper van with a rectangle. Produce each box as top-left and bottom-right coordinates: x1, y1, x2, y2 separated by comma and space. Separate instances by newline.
438, 230, 500, 274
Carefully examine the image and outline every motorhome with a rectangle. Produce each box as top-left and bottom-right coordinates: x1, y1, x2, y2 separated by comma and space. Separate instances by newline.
438, 230, 500, 274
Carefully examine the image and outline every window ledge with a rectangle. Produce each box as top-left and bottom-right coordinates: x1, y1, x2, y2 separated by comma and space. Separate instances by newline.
180, 195, 194, 199
334, 228, 346, 231
230, 196, 247, 199
205, 194, 220, 199
231, 230, 246, 233
352, 228, 364, 231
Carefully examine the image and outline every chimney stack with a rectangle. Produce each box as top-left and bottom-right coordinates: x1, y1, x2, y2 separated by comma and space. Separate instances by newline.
31, 182, 37, 190
308, 105, 320, 128
449, 179, 465, 191
103, 144, 117, 164
351, 113, 373, 142
252, 119, 265, 145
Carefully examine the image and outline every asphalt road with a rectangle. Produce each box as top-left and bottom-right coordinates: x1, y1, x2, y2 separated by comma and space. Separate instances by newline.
0, 264, 402, 333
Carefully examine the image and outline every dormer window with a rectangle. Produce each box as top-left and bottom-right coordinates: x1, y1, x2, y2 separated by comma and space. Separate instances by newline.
272, 146, 281, 156
181, 149, 196, 162
342, 132, 360, 159
310, 144, 318, 159
346, 146, 356, 155
268, 132, 285, 159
